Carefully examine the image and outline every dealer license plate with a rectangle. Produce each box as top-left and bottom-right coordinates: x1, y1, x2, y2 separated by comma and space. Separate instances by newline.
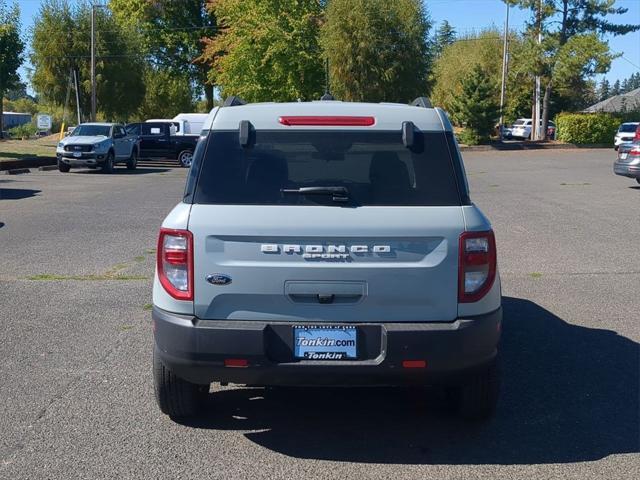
294, 325, 357, 360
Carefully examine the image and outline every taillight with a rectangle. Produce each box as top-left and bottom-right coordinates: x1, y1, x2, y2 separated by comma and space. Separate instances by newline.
634, 125, 640, 141
278, 116, 375, 126
458, 231, 497, 303
157, 228, 193, 300
630, 146, 640, 157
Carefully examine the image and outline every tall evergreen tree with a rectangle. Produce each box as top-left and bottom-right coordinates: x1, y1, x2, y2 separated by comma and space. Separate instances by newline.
450, 64, 500, 145
321, 0, 432, 102
611, 79, 621, 96
598, 78, 610, 101
434, 20, 456, 57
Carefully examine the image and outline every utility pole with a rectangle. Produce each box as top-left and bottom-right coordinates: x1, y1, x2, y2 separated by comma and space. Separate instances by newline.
499, 1, 510, 140
73, 68, 82, 125
533, 0, 543, 141
91, 4, 96, 122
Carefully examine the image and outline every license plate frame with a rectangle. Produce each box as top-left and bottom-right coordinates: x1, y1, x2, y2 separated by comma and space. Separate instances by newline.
73, 151, 82, 158
620, 153, 628, 160
293, 325, 357, 360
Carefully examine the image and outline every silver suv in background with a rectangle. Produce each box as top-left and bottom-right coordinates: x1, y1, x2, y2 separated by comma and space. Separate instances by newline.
152, 97, 502, 421
56, 123, 139, 173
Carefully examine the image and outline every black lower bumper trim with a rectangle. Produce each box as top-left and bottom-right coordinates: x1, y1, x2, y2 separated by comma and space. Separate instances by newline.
153, 306, 502, 386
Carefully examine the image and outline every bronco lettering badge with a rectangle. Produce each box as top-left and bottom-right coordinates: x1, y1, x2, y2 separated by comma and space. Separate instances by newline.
206, 274, 232, 286
260, 244, 391, 260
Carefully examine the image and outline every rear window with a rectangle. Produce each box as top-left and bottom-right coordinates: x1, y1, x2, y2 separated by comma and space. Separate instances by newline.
619, 124, 638, 133
191, 130, 463, 206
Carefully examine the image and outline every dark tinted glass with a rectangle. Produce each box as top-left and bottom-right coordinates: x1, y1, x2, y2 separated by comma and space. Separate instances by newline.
71, 125, 111, 137
193, 130, 461, 206
619, 124, 638, 133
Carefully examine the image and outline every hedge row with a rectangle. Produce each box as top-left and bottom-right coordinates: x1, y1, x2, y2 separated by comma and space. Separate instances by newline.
555, 112, 638, 144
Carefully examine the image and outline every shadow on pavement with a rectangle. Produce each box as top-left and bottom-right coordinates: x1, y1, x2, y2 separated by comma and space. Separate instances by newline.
178, 297, 639, 465
0, 187, 41, 200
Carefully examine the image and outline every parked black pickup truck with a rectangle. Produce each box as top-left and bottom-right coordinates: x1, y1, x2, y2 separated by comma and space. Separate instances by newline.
125, 122, 199, 167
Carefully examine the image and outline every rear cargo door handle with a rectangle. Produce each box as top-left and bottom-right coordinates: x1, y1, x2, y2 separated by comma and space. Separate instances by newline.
285, 281, 366, 305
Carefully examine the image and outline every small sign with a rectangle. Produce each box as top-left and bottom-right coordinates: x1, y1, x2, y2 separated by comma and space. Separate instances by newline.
37, 114, 52, 130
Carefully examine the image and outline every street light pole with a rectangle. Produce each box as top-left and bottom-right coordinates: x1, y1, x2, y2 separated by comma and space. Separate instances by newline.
499, 1, 510, 140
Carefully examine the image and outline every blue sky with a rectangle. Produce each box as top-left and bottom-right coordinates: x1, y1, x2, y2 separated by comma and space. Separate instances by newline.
15, 0, 640, 93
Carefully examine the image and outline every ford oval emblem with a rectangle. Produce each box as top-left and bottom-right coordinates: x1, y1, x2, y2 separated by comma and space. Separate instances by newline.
206, 274, 232, 286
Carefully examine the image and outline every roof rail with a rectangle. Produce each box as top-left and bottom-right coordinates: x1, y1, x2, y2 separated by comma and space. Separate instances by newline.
410, 97, 432, 108
320, 93, 335, 101
222, 96, 247, 107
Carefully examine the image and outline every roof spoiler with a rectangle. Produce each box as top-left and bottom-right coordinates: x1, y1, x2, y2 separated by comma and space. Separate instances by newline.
410, 97, 432, 108
222, 96, 247, 107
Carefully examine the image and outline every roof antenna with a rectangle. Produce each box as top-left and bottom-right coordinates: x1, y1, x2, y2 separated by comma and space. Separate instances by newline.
321, 58, 334, 101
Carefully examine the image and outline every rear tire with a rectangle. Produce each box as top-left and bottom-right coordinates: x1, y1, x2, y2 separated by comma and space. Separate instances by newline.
57, 160, 70, 173
449, 360, 500, 421
127, 149, 138, 170
102, 151, 114, 174
178, 150, 193, 168
636, 178, 640, 185
153, 347, 207, 418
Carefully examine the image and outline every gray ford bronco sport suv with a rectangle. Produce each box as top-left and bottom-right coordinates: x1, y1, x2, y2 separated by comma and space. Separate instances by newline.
152, 96, 502, 420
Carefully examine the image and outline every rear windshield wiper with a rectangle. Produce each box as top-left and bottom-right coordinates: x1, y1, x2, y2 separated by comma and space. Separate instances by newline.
281, 186, 350, 202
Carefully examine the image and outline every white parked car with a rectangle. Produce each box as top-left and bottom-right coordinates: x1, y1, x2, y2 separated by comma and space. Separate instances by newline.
614, 122, 639, 150
510, 118, 556, 140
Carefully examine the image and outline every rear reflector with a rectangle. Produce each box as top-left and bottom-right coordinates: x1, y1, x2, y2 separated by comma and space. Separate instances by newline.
402, 360, 427, 369
278, 116, 375, 126
224, 359, 249, 368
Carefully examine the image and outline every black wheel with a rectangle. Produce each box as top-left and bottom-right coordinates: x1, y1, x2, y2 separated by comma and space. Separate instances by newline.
636, 178, 640, 185
153, 347, 207, 418
614, 146, 619, 151
127, 149, 138, 170
102, 151, 114, 174
178, 150, 193, 168
57, 160, 70, 173
448, 360, 500, 421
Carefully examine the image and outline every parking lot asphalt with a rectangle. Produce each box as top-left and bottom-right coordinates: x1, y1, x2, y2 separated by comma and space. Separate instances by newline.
0, 151, 638, 479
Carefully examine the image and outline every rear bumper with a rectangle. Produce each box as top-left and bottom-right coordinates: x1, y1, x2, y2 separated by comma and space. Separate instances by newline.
153, 306, 502, 386
613, 161, 640, 178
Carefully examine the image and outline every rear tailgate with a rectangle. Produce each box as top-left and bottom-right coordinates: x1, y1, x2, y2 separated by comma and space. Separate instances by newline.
189, 205, 464, 322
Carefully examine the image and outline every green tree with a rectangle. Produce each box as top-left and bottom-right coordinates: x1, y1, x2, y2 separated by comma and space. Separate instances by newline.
109, 0, 216, 109
509, 0, 639, 138
30, 0, 144, 122
433, 20, 456, 57
450, 64, 500, 144
202, 0, 324, 102
137, 68, 194, 120
598, 78, 610, 101
321, 0, 432, 102
0, 0, 24, 134
611, 79, 621, 96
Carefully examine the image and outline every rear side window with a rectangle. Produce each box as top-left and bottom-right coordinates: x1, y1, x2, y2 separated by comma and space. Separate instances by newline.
192, 130, 462, 206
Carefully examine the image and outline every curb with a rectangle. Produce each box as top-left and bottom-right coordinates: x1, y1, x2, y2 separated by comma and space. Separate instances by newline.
38, 165, 59, 171
0, 156, 56, 171
459, 143, 611, 152
5, 168, 30, 175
